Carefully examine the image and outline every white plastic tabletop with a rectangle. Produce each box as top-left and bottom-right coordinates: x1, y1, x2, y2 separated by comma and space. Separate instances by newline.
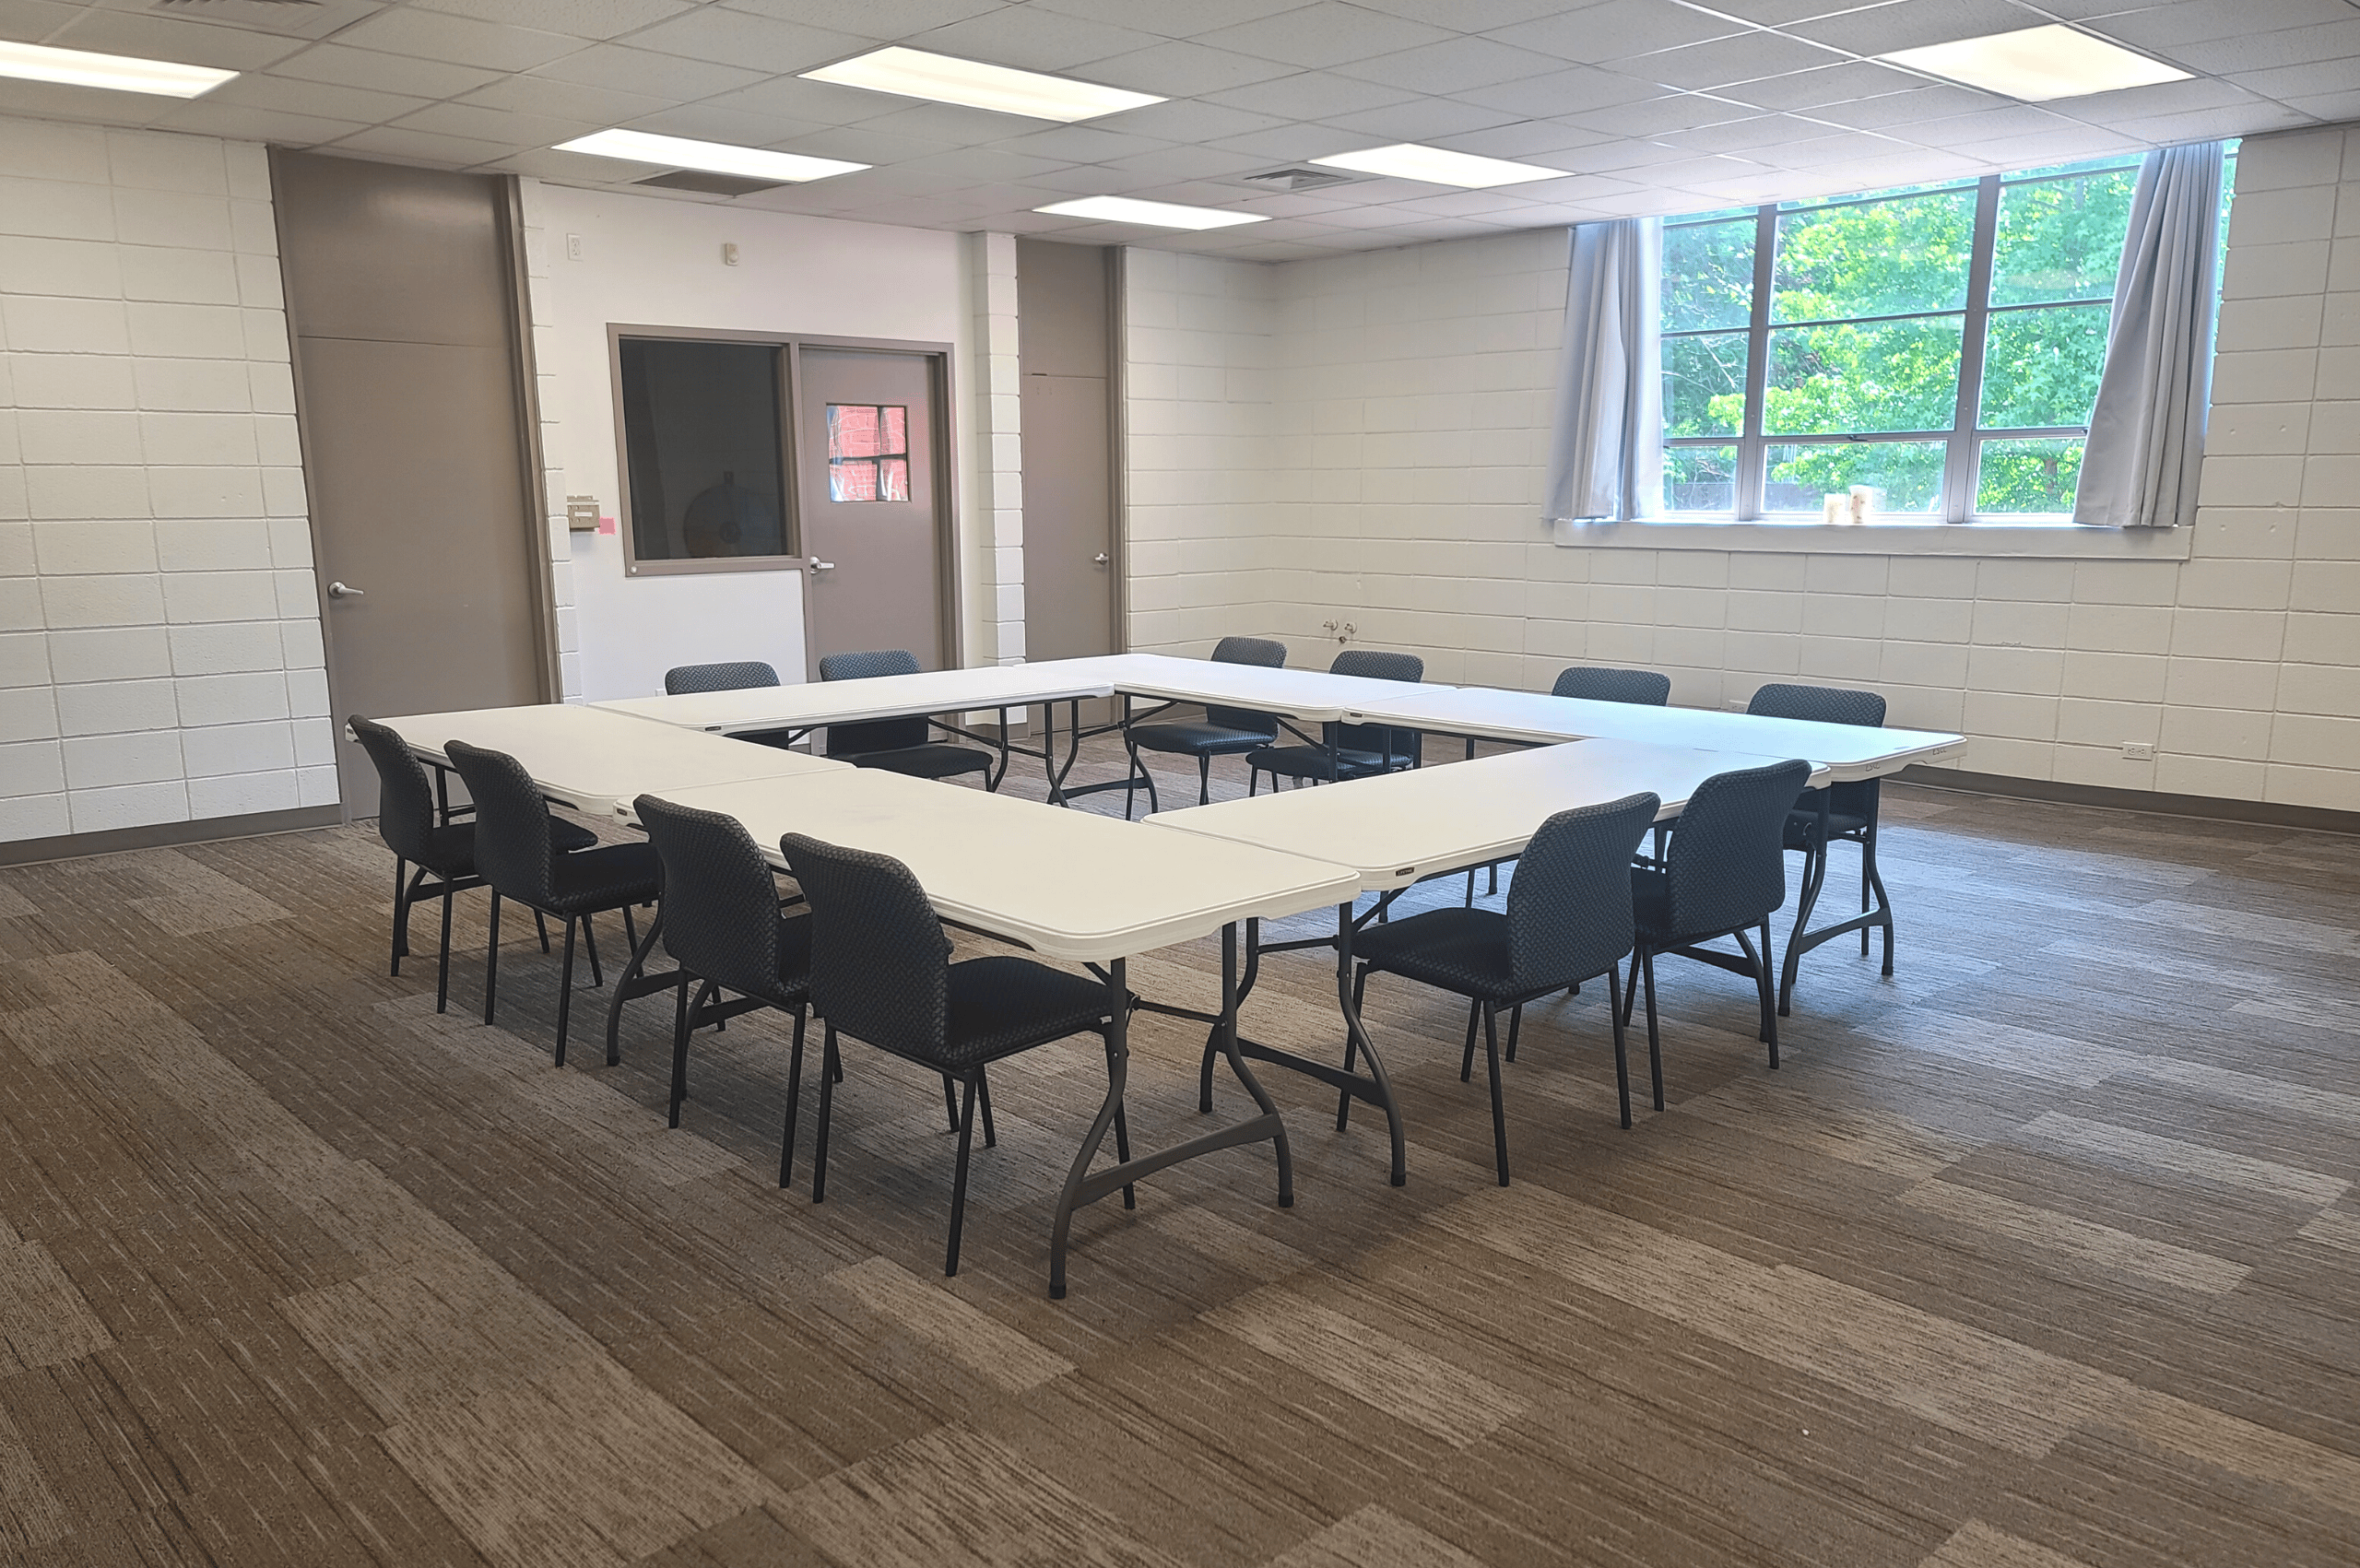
1067, 652, 1455, 724
369, 703, 843, 815
625, 770, 1359, 964
592, 664, 1117, 736
1147, 739, 1831, 891
1341, 687, 1964, 783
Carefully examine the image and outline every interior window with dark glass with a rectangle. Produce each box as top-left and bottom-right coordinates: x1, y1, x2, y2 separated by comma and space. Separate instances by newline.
617, 337, 788, 563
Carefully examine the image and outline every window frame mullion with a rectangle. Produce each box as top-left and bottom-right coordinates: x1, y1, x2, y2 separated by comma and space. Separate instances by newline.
1734, 202, 1776, 522
1942, 174, 2003, 524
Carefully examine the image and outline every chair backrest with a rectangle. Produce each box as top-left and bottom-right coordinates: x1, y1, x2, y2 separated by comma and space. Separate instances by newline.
1506, 792, 1658, 988
637, 795, 780, 1000
1553, 666, 1671, 706
443, 740, 557, 907
1746, 682, 1886, 816
1206, 634, 1287, 735
348, 714, 439, 862
780, 831, 950, 1059
816, 648, 928, 756
665, 661, 780, 696
1330, 647, 1424, 760
1659, 760, 1812, 939
1746, 682, 1886, 727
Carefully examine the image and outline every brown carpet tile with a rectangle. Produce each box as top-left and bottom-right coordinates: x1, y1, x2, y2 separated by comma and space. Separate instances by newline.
0, 733, 2354, 1567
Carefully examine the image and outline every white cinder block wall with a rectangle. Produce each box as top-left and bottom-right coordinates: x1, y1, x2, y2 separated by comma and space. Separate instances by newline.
1122, 123, 2360, 813
0, 115, 332, 844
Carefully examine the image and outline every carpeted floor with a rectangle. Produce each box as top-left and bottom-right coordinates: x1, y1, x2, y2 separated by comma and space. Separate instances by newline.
0, 733, 2354, 1567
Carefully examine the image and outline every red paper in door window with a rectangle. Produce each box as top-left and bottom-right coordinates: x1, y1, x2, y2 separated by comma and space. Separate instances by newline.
827, 404, 910, 501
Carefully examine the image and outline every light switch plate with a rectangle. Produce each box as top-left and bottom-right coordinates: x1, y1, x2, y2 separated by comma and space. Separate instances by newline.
565, 494, 599, 531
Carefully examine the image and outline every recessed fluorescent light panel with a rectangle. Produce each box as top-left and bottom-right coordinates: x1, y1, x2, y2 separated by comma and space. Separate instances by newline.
1879, 24, 2190, 101
0, 40, 234, 98
1034, 196, 1266, 231
1310, 144, 1569, 188
802, 46, 1161, 122
553, 129, 867, 183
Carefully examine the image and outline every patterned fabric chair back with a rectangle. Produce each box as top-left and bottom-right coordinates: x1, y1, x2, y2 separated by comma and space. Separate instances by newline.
1205, 635, 1288, 735
1661, 760, 1813, 937
349, 715, 439, 863
638, 795, 783, 1001
781, 831, 950, 1058
1552, 666, 1671, 705
1506, 792, 1657, 986
444, 741, 557, 907
817, 649, 929, 756
665, 661, 781, 695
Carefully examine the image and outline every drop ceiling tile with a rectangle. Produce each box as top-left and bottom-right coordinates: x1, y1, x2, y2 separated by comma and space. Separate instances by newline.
1356, 0, 1575, 24
1438, 120, 1615, 158
0, 0, 81, 42
856, 100, 1058, 144
1671, 0, 1876, 21
1194, 3, 1459, 69
1093, 98, 1290, 143
332, 6, 586, 71
206, 73, 431, 126
2106, 100, 2313, 139
1896, 103, 2092, 146
526, 42, 769, 97
1490, 0, 1747, 65
328, 124, 522, 168
2231, 58, 2360, 101
267, 43, 505, 99
1004, 164, 1136, 195
1805, 81, 1999, 128
1610, 31, 1847, 90
1099, 143, 1272, 181
1333, 34, 1567, 94
1202, 70, 1416, 119
1497, 171, 1647, 203
1203, 123, 1373, 161
2281, 88, 2360, 122
897, 146, 1080, 183
395, 100, 599, 147
1752, 130, 1923, 170
623, 8, 870, 72
1785, 0, 2044, 54
1453, 64, 1670, 117
1315, 96, 1524, 141
2047, 74, 2256, 119
992, 122, 1175, 163
2156, 18, 2360, 76
46, 9, 312, 70
411, 0, 697, 41
455, 74, 671, 124
85, 0, 384, 43
1085, 40, 1302, 97
904, 6, 1169, 69
1023, 0, 1295, 36
619, 103, 832, 145
748, 121, 960, 165
1381, 188, 1549, 217
1928, 127, 2146, 167
1653, 111, 1859, 153
719, 0, 1010, 36
2086, 0, 2347, 51
1564, 89, 1756, 135
1713, 59, 1926, 112
690, 74, 908, 126
148, 101, 370, 148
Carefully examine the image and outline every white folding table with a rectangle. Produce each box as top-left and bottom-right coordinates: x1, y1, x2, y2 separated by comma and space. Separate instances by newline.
1146, 739, 1830, 1185
620, 768, 1360, 1297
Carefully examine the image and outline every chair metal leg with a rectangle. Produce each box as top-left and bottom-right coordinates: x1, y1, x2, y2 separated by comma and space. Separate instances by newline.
1481, 1002, 1509, 1186
435, 883, 455, 1014
1197, 753, 1212, 806
667, 974, 692, 1127
945, 1072, 979, 1277
1459, 997, 1481, 1082
554, 914, 578, 1067
779, 1006, 807, 1187
1505, 1003, 1521, 1064
390, 857, 408, 976
1757, 921, 1780, 1067
1642, 948, 1664, 1112
1606, 962, 1632, 1129
581, 912, 602, 988
1123, 741, 1158, 819
1778, 833, 1827, 1019
535, 910, 549, 953
483, 892, 502, 1024
621, 902, 637, 955
941, 1075, 961, 1134
1867, 825, 1894, 976
977, 1067, 997, 1149
811, 1025, 839, 1204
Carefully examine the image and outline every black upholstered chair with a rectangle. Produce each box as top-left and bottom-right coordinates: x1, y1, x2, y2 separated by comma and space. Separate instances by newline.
1747, 683, 1894, 1014
1552, 665, 1672, 705
634, 796, 813, 1144
1352, 794, 1658, 1181
445, 740, 663, 1065
781, 831, 1123, 1276
1125, 634, 1287, 814
1247, 647, 1424, 792
1623, 759, 1811, 1102
349, 715, 594, 1013
816, 649, 994, 784
665, 660, 780, 695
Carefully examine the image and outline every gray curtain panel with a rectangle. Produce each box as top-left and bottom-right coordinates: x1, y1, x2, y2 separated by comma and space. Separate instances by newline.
1543, 218, 1662, 524
2073, 141, 2225, 529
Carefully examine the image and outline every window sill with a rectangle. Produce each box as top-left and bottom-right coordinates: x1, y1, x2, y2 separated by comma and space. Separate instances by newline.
1552, 518, 2193, 560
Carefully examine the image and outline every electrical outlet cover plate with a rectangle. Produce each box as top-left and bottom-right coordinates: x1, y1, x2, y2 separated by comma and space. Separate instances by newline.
2122, 741, 2155, 760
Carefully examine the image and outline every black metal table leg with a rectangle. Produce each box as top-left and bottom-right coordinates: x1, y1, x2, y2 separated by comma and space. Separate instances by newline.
603, 907, 687, 1067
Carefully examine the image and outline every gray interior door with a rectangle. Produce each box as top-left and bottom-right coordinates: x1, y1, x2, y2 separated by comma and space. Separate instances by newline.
274, 151, 549, 817
796, 348, 948, 670
1018, 242, 1117, 674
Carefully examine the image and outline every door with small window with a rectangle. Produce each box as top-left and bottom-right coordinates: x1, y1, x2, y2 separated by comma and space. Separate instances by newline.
794, 348, 950, 670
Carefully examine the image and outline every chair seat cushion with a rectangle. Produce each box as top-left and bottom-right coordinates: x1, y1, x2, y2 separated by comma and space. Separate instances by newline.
413, 816, 598, 878
1354, 906, 1520, 998
546, 841, 662, 914
1128, 721, 1272, 757
844, 743, 990, 780
1245, 743, 1398, 781
938, 956, 1110, 1067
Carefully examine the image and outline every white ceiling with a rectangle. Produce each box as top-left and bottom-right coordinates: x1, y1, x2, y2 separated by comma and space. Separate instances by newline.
2, 0, 2351, 259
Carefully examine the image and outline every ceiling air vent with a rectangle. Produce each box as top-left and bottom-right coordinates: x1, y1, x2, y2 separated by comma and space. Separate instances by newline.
634, 170, 787, 198
1238, 166, 1363, 193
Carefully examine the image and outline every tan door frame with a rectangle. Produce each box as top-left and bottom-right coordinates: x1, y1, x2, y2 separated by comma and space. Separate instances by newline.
1106, 249, 1132, 654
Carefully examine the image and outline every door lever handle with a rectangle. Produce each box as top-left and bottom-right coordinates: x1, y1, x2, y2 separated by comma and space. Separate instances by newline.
807, 557, 835, 572
327, 581, 364, 597
1092, 552, 1110, 565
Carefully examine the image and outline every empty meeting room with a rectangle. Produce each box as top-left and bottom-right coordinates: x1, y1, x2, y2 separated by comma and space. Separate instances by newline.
0, 3, 2355, 1565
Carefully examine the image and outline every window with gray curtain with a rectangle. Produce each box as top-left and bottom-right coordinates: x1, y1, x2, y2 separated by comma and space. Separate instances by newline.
1655, 149, 2234, 524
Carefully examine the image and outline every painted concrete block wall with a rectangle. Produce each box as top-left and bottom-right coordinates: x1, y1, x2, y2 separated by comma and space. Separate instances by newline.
1124, 123, 2360, 811
523, 184, 998, 701
965, 230, 1023, 666
0, 114, 332, 843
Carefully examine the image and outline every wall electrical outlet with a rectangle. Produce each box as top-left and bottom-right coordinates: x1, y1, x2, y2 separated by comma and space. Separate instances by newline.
565, 233, 583, 261
2121, 741, 2155, 760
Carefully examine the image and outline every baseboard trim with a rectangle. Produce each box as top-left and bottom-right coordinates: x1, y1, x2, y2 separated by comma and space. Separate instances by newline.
0, 805, 345, 868
1894, 766, 2360, 836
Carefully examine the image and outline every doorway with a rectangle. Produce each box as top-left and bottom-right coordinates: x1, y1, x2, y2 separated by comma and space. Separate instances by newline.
1018, 241, 1120, 678
793, 346, 956, 671
273, 152, 552, 818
